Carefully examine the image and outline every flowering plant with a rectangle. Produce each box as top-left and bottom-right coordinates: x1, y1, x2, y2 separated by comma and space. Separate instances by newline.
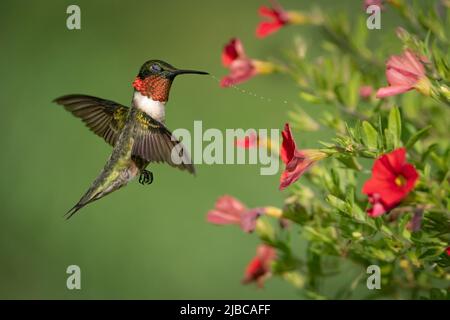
208, 0, 450, 299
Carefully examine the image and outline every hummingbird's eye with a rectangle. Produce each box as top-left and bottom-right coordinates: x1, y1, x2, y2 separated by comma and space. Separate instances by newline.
151, 64, 162, 72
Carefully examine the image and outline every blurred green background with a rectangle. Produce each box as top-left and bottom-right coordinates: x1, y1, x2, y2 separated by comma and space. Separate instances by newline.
0, 0, 400, 299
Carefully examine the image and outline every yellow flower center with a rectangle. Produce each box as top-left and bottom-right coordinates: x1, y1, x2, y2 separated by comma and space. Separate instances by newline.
395, 175, 406, 187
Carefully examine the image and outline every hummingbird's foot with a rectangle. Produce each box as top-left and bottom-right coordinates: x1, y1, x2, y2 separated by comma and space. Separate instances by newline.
139, 170, 154, 185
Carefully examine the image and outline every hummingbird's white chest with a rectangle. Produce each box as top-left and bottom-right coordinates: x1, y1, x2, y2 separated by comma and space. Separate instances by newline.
133, 91, 166, 123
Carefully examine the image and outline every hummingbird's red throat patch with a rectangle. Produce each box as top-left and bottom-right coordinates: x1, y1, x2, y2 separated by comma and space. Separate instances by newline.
132, 77, 146, 93
132, 76, 171, 102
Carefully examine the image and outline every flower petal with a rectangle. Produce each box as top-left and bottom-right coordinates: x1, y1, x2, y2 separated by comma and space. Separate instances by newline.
206, 209, 241, 225
279, 155, 313, 190
403, 50, 425, 77
242, 245, 276, 287
381, 147, 406, 173
401, 163, 419, 192
376, 85, 413, 98
240, 209, 263, 233
222, 38, 246, 67
386, 67, 418, 87
256, 21, 284, 38
215, 195, 247, 215
259, 6, 278, 18
367, 200, 387, 217
280, 123, 296, 164
220, 59, 256, 87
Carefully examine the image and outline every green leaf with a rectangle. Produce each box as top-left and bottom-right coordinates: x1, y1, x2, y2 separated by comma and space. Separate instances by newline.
326, 195, 348, 214
388, 106, 402, 148
429, 289, 449, 300
405, 126, 431, 149
377, 114, 385, 150
299, 91, 322, 104
348, 73, 361, 109
384, 128, 394, 150
362, 121, 378, 149
336, 155, 362, 170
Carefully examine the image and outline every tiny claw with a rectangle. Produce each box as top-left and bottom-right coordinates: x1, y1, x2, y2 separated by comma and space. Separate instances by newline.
139, 170, 154, 186
147, 172, 154, 184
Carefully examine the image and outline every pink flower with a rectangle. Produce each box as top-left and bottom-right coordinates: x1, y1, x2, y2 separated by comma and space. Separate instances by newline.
207, 195, 264, 233
376, 50, 430, 98
366, 193, 389, 217
235, 132, 258, 148
360, 85, 373, 99
279, 123, 327, 190
364, 0, 384, 10
256, 1, 308, 38
362, 148, 419, 217
221, 38, 274, 87
221, 38, 245, 67
242, 245, 276, 288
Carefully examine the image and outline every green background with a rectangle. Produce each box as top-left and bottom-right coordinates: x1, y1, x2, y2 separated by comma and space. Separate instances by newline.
0, 0, 398, 299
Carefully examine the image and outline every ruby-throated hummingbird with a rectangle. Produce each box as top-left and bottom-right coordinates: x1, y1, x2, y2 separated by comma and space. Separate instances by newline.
54, 60, 208, 219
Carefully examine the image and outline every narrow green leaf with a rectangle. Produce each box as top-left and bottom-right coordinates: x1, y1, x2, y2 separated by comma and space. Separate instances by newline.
299, 92, 322, 103
388, 106, 402, 148
348, 73, 361, 109
384, 128, 394, 150
326, 195, 348, 214
405, 126, 431, 149
362, 121, 378, 149
336, 155, 363, 170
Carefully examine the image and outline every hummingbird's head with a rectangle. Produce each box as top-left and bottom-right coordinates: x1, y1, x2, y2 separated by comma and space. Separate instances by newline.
133, 60, 208, 102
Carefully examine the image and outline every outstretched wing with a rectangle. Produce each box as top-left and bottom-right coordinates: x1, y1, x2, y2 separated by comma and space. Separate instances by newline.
54, 94, 128, 146
133, 112, 195, 175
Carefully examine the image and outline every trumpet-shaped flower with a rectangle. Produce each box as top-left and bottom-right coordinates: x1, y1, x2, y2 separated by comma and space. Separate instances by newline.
242, 244, 276, 288
206, 195, 264, 233
221, 38, 274, 87
256, 1, 309, 38
279, 123, 327, 190
376, 50, 430, 98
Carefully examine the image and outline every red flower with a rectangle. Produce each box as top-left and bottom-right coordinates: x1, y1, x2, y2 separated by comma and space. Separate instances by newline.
362, 148, 419, 217
242, 245, 276, 288
222, 38, 246, 67
207, 195, 263, 233
221, 38, 274, 87
257, 2, 289, 38
376, 50, 430, 98
256, 1, 308, 38
279, 123, 327, 190
446, 247, 450, 256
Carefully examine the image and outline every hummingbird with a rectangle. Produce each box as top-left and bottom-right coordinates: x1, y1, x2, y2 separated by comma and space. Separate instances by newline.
54, 60, 208, 219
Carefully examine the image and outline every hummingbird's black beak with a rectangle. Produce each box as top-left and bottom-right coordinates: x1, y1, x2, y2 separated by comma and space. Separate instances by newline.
171, 68, 209, 77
